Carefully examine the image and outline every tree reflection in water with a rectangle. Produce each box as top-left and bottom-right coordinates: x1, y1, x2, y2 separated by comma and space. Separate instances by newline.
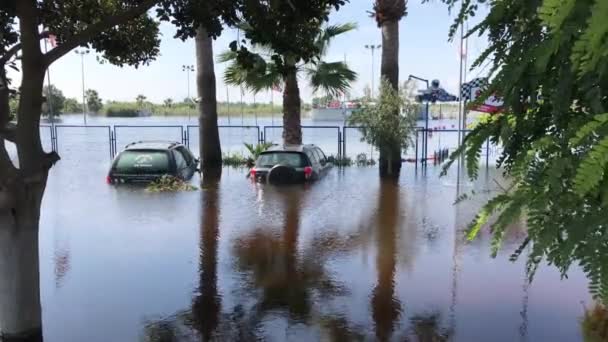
371, 179, 402, 341
232, 185, 349, 321
143, 179, 454, 342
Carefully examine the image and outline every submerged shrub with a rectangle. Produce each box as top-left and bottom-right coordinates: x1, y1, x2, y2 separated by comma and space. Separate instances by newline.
146, 175, 197, 192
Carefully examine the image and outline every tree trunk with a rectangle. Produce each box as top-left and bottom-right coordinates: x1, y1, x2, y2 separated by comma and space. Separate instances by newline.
379, 19, 402, 177
282, 67, 302, 145
0, 214, 43, 342
195, 26, 222, 170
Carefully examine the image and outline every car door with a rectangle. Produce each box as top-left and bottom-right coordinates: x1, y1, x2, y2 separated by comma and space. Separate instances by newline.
177, 146, 197, 178
304, 149, 320, 179
172, 149, 191, 179
314, 148, 330, 176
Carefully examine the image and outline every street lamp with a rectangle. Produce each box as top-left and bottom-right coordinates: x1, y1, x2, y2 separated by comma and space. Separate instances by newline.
75, 49, 89, 126
182, 65, 194, 121
364, 44, 381, 99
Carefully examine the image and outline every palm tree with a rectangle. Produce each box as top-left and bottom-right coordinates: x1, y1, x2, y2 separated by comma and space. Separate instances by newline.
219, 23, 357, 145
136, 94, 147, 108
196, 26, 222, 169
163, 98, 173, 108
373, 0, 407, 176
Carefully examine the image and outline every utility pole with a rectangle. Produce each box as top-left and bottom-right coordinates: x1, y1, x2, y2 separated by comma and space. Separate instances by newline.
364, 44, 381, 99
75, 49, 90, 126
182, 65, 194, 121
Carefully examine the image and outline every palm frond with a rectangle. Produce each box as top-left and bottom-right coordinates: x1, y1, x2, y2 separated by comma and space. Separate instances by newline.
217, 50, 237, 63
315, 22, 357, 57
222, 54, 282, 94
306, 61, 357, 97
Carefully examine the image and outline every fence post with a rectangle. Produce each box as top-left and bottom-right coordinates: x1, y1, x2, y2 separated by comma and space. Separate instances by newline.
415, 130, 418, 168
343, 127, 347, 158
486, 138, 490, 168
338, 130, 342, 158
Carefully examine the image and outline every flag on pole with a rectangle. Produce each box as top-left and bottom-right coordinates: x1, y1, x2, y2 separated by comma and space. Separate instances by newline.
47, 33, 57, 48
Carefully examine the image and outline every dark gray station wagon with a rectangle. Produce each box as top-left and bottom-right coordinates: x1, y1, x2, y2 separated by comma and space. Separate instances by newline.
107, 141, 198, 184
250, 144, 332, 184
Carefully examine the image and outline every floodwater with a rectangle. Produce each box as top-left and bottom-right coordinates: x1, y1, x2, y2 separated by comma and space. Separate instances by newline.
32, 134, 592, 342
3, 115, 590, 341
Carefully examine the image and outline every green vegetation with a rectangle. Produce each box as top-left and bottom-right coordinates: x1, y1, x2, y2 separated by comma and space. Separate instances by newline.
440, 0, 608, 302
86, 89, 103, 113
222, 152, 249, 167
146, 175, 197, 192
244, 142, 274, 160
8, 95, 17, 121
349, 79, 417, 175
98, 100, 284, 117
64, 98, 82, 114
42, 84, 65, 117
219, 21, 357, 144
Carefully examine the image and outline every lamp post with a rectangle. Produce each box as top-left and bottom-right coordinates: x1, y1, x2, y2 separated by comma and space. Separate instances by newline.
182, 65, 194, 121
75, 49, 89, 125
408, 75, 430, 166
364, 44, 381, 99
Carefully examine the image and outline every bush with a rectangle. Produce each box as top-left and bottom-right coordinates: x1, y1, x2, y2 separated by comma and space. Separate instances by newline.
222, 153, 249, 167
146, 175, 197, 192
104, 102, 140, 117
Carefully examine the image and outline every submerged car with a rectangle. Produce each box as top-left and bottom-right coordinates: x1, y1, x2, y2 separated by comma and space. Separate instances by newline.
107, 141, 198, 184
250, 144, 332, 184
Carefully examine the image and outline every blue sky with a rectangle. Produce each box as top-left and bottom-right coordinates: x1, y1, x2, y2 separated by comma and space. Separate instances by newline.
11, 1, 487, 104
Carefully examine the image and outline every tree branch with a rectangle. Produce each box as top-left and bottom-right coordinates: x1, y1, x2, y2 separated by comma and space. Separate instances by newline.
44, 0, 159, 65
0, 123, 16, 143
0, 44, 22, 65
0, 32, 49, 66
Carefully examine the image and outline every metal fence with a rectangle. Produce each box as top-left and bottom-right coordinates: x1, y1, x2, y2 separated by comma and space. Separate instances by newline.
43, 124, 501, 166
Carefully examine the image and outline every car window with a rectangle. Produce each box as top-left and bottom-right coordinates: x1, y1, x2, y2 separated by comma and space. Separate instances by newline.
306, 150, 319, 165
177, 146, 193, 165
173, 150, 188, 170
115, 151, 169, 174
256, 152, 305, 168
314, 148, 326, 164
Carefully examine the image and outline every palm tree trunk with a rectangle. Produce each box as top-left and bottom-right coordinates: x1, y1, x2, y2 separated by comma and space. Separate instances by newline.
195, 26, 222, 170
282, 67, 302, 145
379, 19, 402, 177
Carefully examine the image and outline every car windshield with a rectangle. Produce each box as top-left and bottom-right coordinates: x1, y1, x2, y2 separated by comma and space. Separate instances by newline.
256, 152, 305, 168
114, 150, 169, 174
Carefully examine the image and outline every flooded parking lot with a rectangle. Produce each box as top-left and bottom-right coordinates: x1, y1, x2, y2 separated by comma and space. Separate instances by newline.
36, 148, 591, 341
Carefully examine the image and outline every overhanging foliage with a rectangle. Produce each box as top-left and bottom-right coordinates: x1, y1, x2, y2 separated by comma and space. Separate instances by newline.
439, 0, 608, 302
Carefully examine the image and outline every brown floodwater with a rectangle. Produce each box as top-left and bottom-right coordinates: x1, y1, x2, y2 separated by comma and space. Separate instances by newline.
37, 161, 591, 341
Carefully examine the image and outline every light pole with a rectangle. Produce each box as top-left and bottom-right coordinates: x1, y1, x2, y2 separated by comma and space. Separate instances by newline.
182, 65, 194, 121
75, 49, 89, 125
364, 44, 381, 99
409, 75, 430, 166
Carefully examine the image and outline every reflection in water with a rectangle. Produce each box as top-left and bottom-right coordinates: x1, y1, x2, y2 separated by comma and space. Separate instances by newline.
192, 171, 222, 340
233, 186, 346, 322
371, 180, 402, 341
408, 313, 452, 342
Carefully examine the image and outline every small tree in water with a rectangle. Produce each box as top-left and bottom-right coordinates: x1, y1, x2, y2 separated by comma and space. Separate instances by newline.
349, 78, 417, 177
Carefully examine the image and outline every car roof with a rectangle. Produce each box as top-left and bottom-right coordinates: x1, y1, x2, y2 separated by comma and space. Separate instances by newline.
265, 144, 318, 153
124, 141, 182, 150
